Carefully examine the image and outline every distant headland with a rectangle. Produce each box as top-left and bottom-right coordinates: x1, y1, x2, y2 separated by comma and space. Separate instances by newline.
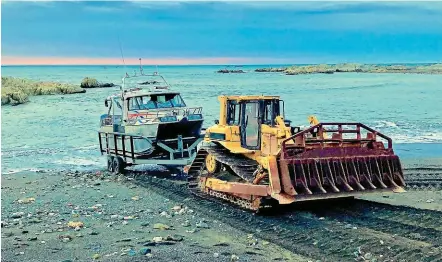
254, 63, 442, 75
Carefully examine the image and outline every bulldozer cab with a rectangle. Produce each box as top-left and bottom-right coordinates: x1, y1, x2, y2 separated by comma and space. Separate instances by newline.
225, 97, 283, 150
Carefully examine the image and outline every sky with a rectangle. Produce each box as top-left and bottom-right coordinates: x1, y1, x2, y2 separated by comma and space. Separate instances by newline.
1, 1, 442, 65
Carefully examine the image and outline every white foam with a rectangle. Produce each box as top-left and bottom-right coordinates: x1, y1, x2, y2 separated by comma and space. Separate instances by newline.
75, 144, 98, 151
3, 168, 42, 174
375, 120, 398, 128
53, 157, 104, 166
390, 132, 442, 144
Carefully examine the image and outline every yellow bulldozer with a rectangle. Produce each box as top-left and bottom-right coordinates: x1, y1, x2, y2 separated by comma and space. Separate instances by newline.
186, 95, 406, 211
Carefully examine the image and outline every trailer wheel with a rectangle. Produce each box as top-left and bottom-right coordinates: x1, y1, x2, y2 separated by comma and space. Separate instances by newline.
112, 157, 126, 174
107, 156, 114, 172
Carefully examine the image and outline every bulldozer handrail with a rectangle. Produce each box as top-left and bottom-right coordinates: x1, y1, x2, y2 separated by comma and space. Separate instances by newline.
281, 122, 393, 151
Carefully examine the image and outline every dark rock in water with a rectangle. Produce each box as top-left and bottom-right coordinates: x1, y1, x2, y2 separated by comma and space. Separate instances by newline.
217, 69, 246, 73
139, 248, 151, 255
99, 83, 115, 88
80, 77, 115, 88
254, 68, 286, 73
27, 237, 38, 241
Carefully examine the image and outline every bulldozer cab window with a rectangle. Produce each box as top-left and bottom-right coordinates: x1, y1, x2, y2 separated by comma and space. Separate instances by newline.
242, 101, 260, 149
263, 100, 280, 126
227, 100, 240, 125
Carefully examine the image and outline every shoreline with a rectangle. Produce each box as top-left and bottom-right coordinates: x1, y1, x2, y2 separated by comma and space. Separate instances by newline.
2, 166, 441, 261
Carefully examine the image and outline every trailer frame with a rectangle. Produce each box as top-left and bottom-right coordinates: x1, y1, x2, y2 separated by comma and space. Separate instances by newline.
98, 131, 204, 169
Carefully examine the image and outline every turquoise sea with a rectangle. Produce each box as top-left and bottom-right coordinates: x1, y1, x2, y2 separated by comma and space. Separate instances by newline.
1, 65, 442, 174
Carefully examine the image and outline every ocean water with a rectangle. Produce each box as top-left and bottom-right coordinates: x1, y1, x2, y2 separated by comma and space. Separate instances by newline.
1, 65, 442, 174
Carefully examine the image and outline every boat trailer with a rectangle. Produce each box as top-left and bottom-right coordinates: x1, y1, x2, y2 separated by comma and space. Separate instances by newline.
98, 131, 204, 173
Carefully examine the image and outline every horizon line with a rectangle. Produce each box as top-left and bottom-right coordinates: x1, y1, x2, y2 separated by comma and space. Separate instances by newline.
2, 56, 441, 66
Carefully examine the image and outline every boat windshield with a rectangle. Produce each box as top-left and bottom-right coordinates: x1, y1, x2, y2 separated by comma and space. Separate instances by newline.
129, 93, 186, 110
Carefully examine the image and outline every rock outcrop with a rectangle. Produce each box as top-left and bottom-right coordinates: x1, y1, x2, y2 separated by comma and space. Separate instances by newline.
1, 76, 85, 106
217, 69, 246, 73
80, 77, 115, 88
255, 63, 442, 75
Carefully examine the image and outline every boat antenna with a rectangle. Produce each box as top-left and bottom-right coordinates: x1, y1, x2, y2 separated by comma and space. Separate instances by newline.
155, 65, 159, 75
117, 34, 128, 91
139, 58, 144, 75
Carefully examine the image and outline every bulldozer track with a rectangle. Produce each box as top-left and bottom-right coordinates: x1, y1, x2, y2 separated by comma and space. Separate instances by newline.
404, 169, 442, 189
132, 172, 442, 262
307, 200, 442, 247
205, 146, 259, 182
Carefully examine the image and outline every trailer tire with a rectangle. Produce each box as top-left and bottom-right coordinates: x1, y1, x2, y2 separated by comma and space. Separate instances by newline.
107, 156, 114, 172
112, 157, 126, 174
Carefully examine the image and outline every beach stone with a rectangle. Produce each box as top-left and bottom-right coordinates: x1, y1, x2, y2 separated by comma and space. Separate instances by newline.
28, 237, 38, 241
153, 223, 170, 230
139, 248, 151, 255
141, 222, 149, 227
127, 249, 137, 256
142, 241, 156, 247
152, 236, 163, 243
196, 221, 210, 229
181, 220, 191, 227
214, 242, 230, 247
157, 241, 176, 246
171, 205, 182, 211
3, 232, 14, 237
364, 253, 373, 260
166, 234, 183, 242
11, 212, 25, 219
117, 238, 132, 242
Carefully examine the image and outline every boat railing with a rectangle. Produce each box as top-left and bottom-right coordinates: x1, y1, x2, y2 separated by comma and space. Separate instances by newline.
128, 107, 203, 119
